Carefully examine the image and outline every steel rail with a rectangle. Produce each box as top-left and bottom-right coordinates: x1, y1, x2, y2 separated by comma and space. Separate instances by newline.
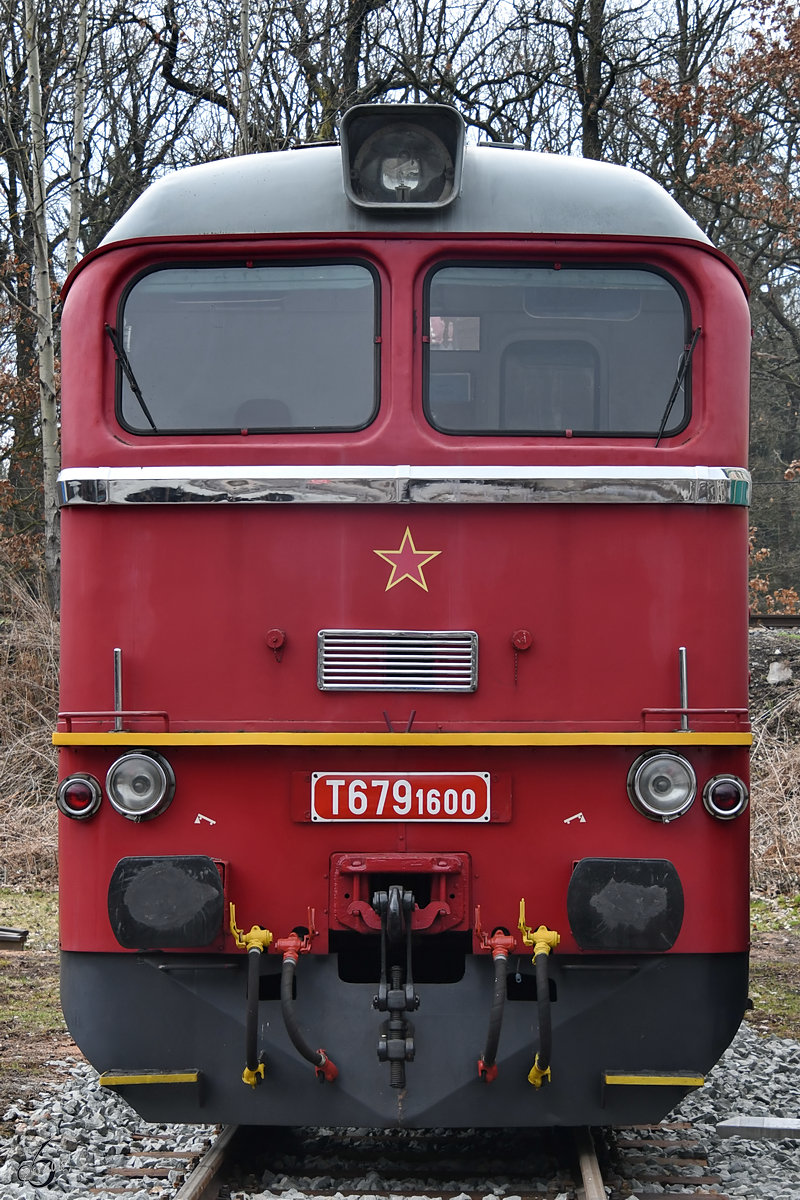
573, 1127, 606, 1200
750, 612, 800, 628
173, 1125, 237, 1200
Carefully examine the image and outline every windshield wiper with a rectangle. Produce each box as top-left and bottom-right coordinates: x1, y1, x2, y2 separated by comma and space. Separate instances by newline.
104, 323, 158, 432
655, 326, 701, 447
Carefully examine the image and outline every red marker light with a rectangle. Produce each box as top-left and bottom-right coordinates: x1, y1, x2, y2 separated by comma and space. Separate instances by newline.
710, 782, 739, 810
64, 781, 93, 809
702, 775, 749, 821
57, 774, 102, 820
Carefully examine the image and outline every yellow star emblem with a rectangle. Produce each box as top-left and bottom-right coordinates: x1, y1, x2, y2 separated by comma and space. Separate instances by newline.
374, 527, 442, 592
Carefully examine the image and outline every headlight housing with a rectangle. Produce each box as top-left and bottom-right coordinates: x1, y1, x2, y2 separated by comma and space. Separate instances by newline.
106, 751, 175, 822
341, 103, 465, 209
703, 774, 749, 820
627, 751, 696, 822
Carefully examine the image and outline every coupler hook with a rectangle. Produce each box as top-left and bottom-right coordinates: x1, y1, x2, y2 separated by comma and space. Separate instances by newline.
373, 885, 419, 1089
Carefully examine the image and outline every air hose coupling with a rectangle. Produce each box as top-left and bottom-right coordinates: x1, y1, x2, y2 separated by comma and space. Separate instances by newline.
532, 927, 560, 956
515, 902, 561, 960
242, 1062, 265, 1087
315, 1050, 339, 1082
230, 903, 274, 1088
473, 915, 517, 1083
275, 929, 339, 1083
527, 1053, 551, 1088
518, 901, 560, 1088
229, 902, 274, 953
518, 900, 560, 957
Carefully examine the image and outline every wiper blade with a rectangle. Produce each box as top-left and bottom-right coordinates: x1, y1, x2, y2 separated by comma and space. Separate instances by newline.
655, 326, 701, 447
104, 323, 157, 432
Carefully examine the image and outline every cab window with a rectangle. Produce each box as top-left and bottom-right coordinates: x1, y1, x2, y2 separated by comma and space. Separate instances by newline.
425, 265, 690, 437
117, 262, 378, 433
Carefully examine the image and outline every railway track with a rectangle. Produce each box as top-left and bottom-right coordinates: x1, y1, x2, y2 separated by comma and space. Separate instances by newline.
167, 1119, 734, 1200
7, 1089, 751, 1199
599, 1121, 731, 1196
78, 1125, 232, 1197
750, 612, 800, 628
5, 1111, 764, 1198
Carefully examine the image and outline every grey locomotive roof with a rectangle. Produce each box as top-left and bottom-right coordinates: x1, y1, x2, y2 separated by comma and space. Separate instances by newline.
102, 143, 710, 246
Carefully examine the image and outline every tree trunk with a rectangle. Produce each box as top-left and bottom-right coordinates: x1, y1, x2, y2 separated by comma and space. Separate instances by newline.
66, 0, 89, 277
237, 0, 251, 154
24, 0, 60, 608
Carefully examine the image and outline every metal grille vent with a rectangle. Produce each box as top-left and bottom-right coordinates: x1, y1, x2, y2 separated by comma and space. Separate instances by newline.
318, 629, 478, 692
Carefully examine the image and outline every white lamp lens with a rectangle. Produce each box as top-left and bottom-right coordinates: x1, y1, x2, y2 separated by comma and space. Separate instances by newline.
628, 752, 696, 821
106, 752, 175, 820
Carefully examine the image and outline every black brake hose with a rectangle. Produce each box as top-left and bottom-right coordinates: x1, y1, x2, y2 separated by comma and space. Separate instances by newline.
480, 952, 508, 1077
245, 946, 262, 1075
535, 950, 552, 1074
280, 955, 326, 1069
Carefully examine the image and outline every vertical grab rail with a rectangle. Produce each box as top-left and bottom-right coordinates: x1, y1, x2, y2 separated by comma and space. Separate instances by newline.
679, 646, 689, 732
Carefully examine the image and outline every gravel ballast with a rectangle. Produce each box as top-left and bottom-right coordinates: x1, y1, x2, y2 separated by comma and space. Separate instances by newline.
0, 1026, 798, 1199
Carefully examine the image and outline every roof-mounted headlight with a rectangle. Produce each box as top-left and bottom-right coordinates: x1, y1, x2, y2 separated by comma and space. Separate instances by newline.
341, 103, 465, 210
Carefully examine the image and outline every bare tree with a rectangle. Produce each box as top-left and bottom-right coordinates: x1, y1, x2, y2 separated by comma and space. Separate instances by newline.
66, 0, 90, 276
21, 0, 59, 604
3, 0, 800, 601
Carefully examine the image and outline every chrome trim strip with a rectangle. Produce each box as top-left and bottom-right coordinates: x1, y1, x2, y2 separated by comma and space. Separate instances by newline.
58, 464, 751, 506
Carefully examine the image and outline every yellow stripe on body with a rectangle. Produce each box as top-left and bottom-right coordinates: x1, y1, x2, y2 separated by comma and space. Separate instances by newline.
54, 730, 751, 748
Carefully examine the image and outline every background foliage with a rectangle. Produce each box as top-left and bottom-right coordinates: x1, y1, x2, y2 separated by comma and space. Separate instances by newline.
3, 0, 800, 602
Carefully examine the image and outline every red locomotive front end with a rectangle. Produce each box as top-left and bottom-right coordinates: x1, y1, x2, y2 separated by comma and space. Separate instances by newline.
56, 106, 751, 1127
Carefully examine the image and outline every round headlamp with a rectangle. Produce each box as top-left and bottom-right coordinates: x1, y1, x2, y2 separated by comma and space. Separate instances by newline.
106, 751, 175, 822
57, 773, 102, 821
703, 774, 749, 820
354, 124, 452, 203
627, 751, 696, 822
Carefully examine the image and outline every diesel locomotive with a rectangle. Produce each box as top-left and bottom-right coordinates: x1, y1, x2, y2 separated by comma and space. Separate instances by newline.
56, 103, 752, 1128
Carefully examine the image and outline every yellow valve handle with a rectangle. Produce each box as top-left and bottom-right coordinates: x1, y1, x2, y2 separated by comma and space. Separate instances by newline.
518, 900, 560, 956
229, 902, 273, 951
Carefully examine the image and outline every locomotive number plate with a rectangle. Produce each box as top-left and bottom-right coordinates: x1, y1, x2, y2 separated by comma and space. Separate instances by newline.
310, 772, 491, 822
